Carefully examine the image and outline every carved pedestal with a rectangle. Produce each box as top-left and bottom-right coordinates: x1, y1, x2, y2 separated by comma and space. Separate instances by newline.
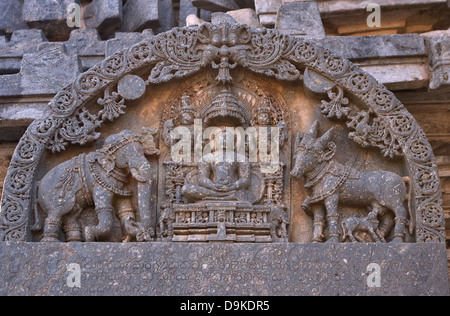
171, 201, 272, 243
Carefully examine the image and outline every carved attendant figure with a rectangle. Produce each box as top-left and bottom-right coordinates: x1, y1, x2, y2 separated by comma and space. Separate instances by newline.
33, 128, 160, 242
291, 121, 414, 243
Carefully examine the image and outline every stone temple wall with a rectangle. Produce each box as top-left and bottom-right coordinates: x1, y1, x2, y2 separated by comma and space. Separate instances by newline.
0, 0, 449, 290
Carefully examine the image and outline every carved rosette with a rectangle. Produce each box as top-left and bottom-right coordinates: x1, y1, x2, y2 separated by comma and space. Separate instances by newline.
0, 22, 444, 243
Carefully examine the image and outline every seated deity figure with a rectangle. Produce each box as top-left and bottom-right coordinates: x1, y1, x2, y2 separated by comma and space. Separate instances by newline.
182, 130, 252, 202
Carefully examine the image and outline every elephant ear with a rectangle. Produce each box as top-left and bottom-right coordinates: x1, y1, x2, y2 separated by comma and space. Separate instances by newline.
94, 152, 116, 174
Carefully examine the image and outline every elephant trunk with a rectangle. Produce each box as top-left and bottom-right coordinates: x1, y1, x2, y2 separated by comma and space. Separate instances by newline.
137, 180, 154, 240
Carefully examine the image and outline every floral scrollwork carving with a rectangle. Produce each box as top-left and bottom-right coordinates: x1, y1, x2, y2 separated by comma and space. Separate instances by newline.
320, 86, 350, 120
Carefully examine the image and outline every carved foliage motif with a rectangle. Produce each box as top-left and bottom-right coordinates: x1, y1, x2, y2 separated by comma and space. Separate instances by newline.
0, 23, 444, 243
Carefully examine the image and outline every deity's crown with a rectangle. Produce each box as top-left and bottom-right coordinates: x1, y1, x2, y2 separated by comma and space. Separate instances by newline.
256, 98, 272, 114
201, 86, 251, 126
179, 95, 196, 115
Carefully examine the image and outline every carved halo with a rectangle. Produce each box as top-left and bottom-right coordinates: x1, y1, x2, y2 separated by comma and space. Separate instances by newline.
0, 23, 444, 243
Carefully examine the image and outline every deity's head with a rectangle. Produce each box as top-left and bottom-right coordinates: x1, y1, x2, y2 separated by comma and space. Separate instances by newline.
256, 98, 273, 126
179, 95, 196, 126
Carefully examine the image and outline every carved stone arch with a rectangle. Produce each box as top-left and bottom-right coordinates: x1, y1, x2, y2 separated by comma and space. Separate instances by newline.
0, 22, 444, 243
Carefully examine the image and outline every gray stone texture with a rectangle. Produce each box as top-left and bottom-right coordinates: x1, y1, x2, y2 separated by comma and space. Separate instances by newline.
122, 0, 160, 32
84, 0, 122, 39
20, 43, 82, 95
0, 0, 28, 36
0, 30, 48, 75
65, 29, 106, 71
0, 242, 448, 296
226, 9, 260, 28
192, 0, 240, 12
319, 34, 427, 61
23, 0, 81, 41
276, 1, 325, 38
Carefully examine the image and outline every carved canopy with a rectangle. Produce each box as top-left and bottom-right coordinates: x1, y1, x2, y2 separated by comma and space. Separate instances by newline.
0, 23, 445, 243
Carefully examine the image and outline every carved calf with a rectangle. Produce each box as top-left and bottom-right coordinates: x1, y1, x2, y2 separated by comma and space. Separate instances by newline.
341, 210, 386, 243
291, 121, 414, 243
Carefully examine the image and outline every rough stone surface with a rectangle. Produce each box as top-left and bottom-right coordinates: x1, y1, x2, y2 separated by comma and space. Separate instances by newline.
255, 0, 281, 15
276, 2, 325, 38
0, 242, 447, 296
0, 0, 28, 36
425, 34, 450, 91
122, 0, 160, 32
0, 30, 48, 75
192, 0, 240, 12
65, 29, 106, 71
20, 43, 82, 95
211, 12, 238, 25
319, 34, 427, 60
226, 9, 260, 28
22, 0, 80, 41
84, 0, 122, 39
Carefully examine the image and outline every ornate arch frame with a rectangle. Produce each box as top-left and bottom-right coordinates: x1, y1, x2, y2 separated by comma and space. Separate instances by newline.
0, 23, 445, 243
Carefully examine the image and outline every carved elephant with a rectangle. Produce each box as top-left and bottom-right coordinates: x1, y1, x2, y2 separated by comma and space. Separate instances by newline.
32, 128, 160, 242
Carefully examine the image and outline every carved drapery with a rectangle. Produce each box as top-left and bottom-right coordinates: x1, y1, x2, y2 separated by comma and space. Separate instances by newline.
0, 23, 444, 242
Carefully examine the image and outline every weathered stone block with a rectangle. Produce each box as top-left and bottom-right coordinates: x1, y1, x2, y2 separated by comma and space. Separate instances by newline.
319, 34, 429, 91
155, 0, 176, 33
106, 30, 154, 57
192, 0, 240, 12
122, 0, 160, 32
0, 242, 448, 296
276, 2, 325, 38
20, 43, 82, 95
211, 12, 238, 25
227, 9, 260, 28
259, 13, 277, 28
23, 0, 80, 41
0, 30, 48, 75
65, 29, 106, 71
84, 0, 122, 39
0, 0, 28, 36
179, 0, 199, 27
425, 35, 450, 91
255, 0, 281, 15
320, 34, 427, 60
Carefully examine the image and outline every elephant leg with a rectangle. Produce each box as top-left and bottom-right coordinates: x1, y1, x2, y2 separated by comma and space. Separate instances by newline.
311, 205, 326, 243
42, 215, 62, 242
63, 215, 82, 242
85, 188, 115, 242
325, 195, 340, 243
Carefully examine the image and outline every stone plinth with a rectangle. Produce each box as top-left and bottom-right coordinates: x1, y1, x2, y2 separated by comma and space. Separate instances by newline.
0, 242, 448, 296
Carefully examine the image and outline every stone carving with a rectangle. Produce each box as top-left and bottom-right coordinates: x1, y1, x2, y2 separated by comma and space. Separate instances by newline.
160, 85, 289, 243
427, 35, 450, 91
341, 209, 387, 243
0, 23, 444, 243
291, 121, 414, 243
32, 128, 160, 242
